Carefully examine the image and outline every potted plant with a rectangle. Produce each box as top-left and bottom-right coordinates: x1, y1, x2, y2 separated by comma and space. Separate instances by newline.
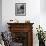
36, 25, 45, 46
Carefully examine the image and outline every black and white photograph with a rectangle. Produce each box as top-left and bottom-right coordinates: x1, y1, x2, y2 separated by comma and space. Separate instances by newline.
15, 3, 26, 16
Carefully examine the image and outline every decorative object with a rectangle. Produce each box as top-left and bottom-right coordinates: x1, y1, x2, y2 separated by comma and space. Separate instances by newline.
25, 20, 30, 23
0, 32, 5, 46
15, 3, 26, 16
36, 25, 45, 46
1, 31, 12, 46
10, 20, 13, 21
8, 19, 19, 23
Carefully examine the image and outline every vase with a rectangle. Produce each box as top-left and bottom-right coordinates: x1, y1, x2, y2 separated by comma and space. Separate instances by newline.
39, 40, 45, 46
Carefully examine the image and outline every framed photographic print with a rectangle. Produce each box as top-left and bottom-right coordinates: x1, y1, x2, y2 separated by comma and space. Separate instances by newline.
15, 3, 26, 16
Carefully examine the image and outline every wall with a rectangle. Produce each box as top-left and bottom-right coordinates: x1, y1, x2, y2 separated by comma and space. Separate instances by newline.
2, 0, 40, 30
2, 0, 46, 46
40, 0, 46, 13
40, 0, 46, 31
0, 0, 2, 32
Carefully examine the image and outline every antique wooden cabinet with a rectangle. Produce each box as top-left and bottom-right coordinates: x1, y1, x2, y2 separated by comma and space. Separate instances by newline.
7, 23, 34, 46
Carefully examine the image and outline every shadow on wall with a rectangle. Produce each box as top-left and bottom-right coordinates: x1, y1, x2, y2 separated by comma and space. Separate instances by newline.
40, 0, 46, 14
0, 0, 2, 32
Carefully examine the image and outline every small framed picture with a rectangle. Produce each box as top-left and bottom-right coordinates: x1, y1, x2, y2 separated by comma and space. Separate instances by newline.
15, 3, 26, 16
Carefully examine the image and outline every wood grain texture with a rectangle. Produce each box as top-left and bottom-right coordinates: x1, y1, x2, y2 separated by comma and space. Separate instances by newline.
7, 23, 34, 46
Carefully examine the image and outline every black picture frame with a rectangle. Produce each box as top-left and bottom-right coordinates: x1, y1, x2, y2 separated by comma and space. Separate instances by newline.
15, 3, 26, 16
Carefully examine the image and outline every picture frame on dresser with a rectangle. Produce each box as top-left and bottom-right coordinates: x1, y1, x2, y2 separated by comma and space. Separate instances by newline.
15, 3, 26, 16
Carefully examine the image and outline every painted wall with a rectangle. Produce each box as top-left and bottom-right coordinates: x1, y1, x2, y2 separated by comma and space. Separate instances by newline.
0, 0, 2, 32
40, 0, 46, 31
2, 0, 46, 46
2, 0, 40, 31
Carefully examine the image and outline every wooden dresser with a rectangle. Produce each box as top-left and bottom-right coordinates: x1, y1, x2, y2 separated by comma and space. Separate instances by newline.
7, 23, 34, 46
